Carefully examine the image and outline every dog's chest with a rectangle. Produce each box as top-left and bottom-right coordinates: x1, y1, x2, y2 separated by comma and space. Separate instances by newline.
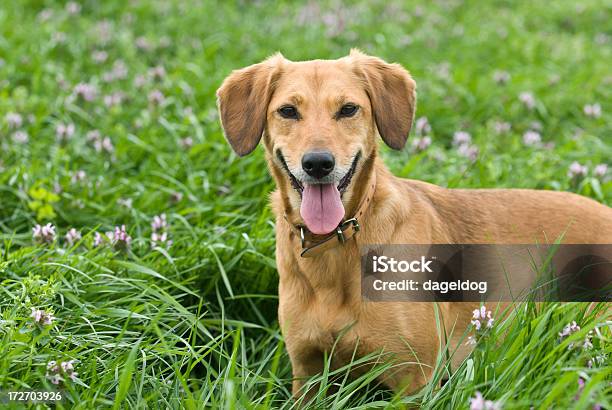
279, 287, 363, 352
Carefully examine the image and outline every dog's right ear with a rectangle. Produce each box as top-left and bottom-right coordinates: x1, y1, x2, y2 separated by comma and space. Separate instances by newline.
216, 54, 284, 156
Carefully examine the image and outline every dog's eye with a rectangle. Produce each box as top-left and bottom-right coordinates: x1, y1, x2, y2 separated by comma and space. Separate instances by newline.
278, 106, 299, 119
338, 104, 358, 118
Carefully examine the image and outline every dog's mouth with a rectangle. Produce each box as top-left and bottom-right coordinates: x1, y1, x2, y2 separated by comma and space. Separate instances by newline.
276, 149, 361, 235
276, 149, 304, 193
275, 149, 361, 197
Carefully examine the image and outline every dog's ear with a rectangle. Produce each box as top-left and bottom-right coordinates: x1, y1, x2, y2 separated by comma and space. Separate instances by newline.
349, 49, 416, 150
216, 54, 284, 156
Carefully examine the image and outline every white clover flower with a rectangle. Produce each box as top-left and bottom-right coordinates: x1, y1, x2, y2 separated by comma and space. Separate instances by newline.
148, 90, 165, 105
493, 70, 510, 84
65, 2, 81, 14
104, 92, 124, 108
5, 112, 23, 129
457, 144, 479, 161
568, 162, 588, 179
71, 170, 87, 184
30, 308, 56, 326
112, 225, 132, 250
470, 391, 501, 410
73, 82, 97, 101
56, 122, 75, 141
151, 214, 168, 231
92, 50, 108, 63
65, 228, 82, 246
412, 136, 432, 152
493, 121, 511, 134
180, 137, 194, 149
12, 130, 29, 144
148, 65, 166, 80
46, 360, 78, 385
519, 91, 536, 109
415, 117, 431, 136
559, 321, 593, 350
583, 103, 601, 118
33, 223, 56, 243
453, 131, 471, 146
522, 130, 541, 146
467, 306, 494, 345
594, 164, 608, 178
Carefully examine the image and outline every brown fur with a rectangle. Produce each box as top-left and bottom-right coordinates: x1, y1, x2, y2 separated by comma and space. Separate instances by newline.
217, 50, 612, 400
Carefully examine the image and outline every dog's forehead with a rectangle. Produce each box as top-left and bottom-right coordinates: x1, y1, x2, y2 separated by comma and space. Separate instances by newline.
274, 59, 364, 101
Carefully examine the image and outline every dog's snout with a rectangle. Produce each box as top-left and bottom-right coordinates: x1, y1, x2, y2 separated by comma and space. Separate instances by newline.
302, 151, 335, 179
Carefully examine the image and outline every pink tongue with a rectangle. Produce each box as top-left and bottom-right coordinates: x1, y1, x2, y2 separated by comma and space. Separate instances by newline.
300, 184, 345, 235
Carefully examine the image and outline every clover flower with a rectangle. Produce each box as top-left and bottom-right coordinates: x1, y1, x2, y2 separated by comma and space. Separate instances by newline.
453, 131, 471, 146
71, 170, 86, 184
46, 360, 78, 385
568, 162, 588, 179
5, 112, 23, 129
111, 225, 132, 250
151, 214, 168, 231
559, 321, 593, 350
180, 137, 194, 149
148, 65, 166, 80
587, 353, 606, 368
151, 231, 172, 247
93, 232, 105, 247
55, 122, 75, 142
104, 92, 124, 108
135, 36, 152, 51
151, 214, 172, 247
583, 103, 601, 118
415, 117, 431, 136
73, 82, 97, 101
457, 144, 479, 161
38, 8, 53, 22
148, 89, 165, 105
65, 228, 82, 246
575, 377, 586, 401
467, 306, 494, 345
30, 308, 55, 326
522, 130, 541, 146
470, 391, 501, 410
519, 91, 536, 109
66, 2, 81, 14
87, 130, 114, 153
170, 191, 183, 204
133, 75, 147, 88
33, 223, 56, 243
412, 136, 432, 152
94, 20, 113, 44
594, 164, 608, 178
493, 70, 510, 85
472, 306, 494, 330
12, 130, 29, 144
92, 50, 108, 63
102, 60, 129, 82
493, 121, 511, 134
117, 198, 133, 209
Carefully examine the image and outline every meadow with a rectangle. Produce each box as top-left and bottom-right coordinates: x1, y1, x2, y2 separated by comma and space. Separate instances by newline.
0, 0, 610, 408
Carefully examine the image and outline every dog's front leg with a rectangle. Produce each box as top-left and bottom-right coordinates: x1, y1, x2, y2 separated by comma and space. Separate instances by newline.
288, 347, 326, 406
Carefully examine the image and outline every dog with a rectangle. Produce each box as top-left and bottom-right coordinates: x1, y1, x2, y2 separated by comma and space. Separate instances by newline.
216, 49, 612, 400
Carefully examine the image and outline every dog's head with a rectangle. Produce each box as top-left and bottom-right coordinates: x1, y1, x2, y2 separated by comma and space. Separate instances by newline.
217, 50, 416, 235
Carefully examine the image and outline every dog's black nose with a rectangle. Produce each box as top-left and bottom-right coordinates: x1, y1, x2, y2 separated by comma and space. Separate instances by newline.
302, 151, 335, 179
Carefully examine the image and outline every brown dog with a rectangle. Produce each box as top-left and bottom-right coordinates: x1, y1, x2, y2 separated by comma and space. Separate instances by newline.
216, 50, 612, 399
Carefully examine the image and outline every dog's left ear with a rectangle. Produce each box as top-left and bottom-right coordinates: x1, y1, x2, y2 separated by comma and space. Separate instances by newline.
216, 54, 284, 156
349, 49, 416, 150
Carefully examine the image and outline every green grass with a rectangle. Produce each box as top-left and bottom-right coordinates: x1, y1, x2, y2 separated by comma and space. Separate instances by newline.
0, 0, 610, 408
